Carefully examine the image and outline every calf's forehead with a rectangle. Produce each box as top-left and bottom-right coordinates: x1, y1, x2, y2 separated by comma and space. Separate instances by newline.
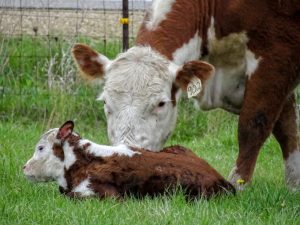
33, 128, 59, 153
39, 128, 58, 143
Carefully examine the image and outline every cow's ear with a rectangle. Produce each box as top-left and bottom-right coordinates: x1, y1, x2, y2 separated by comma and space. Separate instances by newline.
57, 121, 74, 141
72, 44, 112, 81
171, 61, 214, 98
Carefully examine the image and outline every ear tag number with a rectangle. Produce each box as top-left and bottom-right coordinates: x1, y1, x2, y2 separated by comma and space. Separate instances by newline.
187, 77, 202, 98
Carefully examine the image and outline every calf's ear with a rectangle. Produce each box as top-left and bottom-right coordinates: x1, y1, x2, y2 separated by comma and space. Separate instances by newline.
72, 44, 112, 81
170, 61, 214, 98
57, 121, 74, 141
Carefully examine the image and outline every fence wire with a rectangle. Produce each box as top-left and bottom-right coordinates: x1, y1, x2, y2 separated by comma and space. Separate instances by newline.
0, 0, 148, 121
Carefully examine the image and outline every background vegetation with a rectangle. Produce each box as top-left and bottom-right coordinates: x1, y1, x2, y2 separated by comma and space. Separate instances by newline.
1, 37, 300, 225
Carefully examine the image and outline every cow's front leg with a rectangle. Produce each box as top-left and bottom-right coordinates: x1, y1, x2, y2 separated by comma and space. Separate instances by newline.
228, 58, 298, 190
273, 93, 300, 190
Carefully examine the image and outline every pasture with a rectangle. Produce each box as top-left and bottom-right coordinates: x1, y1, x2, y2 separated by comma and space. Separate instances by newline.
1, 31, 300, 225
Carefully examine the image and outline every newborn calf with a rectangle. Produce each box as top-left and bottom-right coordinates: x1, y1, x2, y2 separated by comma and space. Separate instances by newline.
23, 121, 235, 199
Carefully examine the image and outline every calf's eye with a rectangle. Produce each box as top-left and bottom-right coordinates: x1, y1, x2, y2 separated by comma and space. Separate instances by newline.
38, 146, 44, 151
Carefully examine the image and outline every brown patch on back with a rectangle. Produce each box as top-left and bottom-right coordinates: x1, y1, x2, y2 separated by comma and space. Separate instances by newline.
276, 0, 300, 15
161, 145, 196, 156
136, 0, 213, 60
63, 143, 235, 199
72, 44, 104, 80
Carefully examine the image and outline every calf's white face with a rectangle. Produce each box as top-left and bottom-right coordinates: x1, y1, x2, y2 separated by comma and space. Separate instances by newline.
23, 128, 63, 182
72, 45, 214, 150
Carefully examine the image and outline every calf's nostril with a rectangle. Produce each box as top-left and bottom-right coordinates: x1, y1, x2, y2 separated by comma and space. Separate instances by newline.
23, 165, 26, 170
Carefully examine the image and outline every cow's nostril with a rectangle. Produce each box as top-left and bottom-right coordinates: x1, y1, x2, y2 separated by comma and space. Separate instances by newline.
23, 165, 26, 170
140, 136, 147, 142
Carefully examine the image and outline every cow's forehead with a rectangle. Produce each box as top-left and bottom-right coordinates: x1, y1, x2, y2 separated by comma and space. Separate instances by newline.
104, 47, 173, 95
103, 85, 172, 108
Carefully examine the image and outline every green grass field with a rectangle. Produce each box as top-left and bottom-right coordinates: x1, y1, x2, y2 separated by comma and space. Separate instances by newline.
1, 37, 300, 225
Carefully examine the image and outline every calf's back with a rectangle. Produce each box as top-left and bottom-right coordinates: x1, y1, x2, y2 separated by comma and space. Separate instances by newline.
70, 145, 235, 199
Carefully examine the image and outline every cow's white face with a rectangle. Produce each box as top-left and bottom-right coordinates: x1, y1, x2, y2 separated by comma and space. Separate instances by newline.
72, 45, 214, 151
99, 47, 178, 150
23, 128, 63, 182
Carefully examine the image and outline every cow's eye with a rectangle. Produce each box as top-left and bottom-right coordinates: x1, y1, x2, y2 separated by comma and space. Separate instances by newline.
158, 101, 166, 107
38, 146, 44, 151
104, 103, 112, 116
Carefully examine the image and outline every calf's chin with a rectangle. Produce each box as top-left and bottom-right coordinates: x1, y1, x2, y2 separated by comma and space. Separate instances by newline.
23, 157, 64, 182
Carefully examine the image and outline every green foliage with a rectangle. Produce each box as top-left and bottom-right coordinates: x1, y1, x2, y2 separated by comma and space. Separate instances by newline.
1, 37, 300, 225
1, 119, 300, 225
0, 35, 121, 127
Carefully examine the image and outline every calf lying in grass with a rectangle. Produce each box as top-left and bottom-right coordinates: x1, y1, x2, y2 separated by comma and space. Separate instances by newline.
23, 121, 235, 200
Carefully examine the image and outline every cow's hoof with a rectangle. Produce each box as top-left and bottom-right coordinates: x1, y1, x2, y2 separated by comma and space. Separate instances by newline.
285, 168, 300, 192
228, 167, 248, 191
285, 151, 300, 191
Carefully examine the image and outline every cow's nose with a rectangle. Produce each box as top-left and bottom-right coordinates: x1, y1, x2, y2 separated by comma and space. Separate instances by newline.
139, 136, 147, 142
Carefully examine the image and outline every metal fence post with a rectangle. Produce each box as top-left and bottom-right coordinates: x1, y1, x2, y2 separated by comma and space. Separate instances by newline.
122, 0, 129, 51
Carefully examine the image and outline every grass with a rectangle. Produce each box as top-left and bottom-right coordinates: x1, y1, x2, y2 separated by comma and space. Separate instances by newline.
1, 36, 300, 225
0, 35, 119, 124
1, 113, 300, 225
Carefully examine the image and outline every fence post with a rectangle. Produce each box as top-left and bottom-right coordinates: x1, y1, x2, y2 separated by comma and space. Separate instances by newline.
122, 0, 129, 51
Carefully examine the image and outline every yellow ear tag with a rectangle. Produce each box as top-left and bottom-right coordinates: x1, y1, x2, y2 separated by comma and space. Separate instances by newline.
187, 77, 202, 98
237, 179, 245, 184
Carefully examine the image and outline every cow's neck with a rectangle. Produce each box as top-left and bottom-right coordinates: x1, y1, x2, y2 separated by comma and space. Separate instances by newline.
135, 0, 237, 65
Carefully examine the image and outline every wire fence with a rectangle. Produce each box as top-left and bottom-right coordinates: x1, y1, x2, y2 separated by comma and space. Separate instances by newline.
0, 0, 149, 43
0, 0, 237, 128
0, 0, 149, 121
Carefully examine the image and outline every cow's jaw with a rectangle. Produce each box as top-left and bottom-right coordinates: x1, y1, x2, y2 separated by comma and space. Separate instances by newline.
24, 156, 64, 182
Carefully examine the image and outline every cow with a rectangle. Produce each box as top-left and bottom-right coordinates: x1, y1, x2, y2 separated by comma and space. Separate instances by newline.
71, 0, 300, 190
23, 121, 236, 199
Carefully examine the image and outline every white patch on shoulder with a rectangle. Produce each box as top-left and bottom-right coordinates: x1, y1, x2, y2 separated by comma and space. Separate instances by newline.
172, 31, 202, 65
146, 0, 176, 30
79, 140, 139, 158
285, 150, 300, 190
72, 179, 95, 197
246, 49, 261, 78
63, 143, 76, 169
